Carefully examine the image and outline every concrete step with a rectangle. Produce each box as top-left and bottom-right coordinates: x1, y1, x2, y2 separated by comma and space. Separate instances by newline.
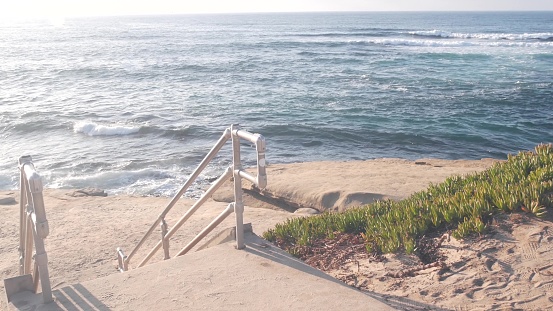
6, 231, 394, 310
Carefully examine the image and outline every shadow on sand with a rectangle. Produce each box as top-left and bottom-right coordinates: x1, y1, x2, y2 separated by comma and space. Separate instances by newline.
9, 283, 111, 311
8, 231, 447, 311
244, 233, 450, 311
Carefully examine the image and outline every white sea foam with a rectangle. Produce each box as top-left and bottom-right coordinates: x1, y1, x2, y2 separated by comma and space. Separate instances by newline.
408, 30, 553, 41
50, 168, 170, 188
73, 121, 141, 136
48, 168, 213, 198
367, 39, 474, 47
353, 38, 553, 48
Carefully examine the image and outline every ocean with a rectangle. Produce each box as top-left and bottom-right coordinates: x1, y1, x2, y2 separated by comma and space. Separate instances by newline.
1, 11, 552, 197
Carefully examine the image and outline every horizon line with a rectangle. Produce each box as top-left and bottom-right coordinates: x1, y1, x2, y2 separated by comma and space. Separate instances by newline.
53, 9, 553, 19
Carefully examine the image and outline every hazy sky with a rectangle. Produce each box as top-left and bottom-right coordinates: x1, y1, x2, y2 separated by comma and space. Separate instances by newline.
2, 0, 553, 18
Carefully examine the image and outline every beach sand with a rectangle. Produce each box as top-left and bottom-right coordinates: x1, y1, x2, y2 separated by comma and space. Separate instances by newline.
2, 158, 553, 310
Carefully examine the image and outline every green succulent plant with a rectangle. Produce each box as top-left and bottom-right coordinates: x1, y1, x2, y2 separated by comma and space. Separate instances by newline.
263, 144, 553, 256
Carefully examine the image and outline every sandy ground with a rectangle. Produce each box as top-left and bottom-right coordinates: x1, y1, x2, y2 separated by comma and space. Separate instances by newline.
213, 158, 498, 211
2, 157, 552, 310
0, 190, 296, 294
327, 212, 553, 311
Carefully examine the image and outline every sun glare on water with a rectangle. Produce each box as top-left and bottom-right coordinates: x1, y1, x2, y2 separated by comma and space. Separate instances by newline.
0, 0, 69, 26
0, 0, 311, 20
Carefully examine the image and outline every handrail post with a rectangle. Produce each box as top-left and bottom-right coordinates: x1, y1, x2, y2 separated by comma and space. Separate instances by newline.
24, 211, 34, 274
117, 248, 127, 272
255, 135, 267, 189
18, 157, 28, 276
161, 219, 170, 260
231, 124, 245, 250
23, 196, 35, 275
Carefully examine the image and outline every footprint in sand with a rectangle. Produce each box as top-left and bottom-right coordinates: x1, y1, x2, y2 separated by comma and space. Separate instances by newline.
520, 242, 540, 260
534, 279, 553, 290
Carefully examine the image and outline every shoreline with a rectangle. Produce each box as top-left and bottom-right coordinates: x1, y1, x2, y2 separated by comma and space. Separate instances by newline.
0, 156, 500, 202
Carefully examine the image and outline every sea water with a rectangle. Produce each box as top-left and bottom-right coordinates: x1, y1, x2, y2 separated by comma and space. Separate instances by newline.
1, 12, 552, 196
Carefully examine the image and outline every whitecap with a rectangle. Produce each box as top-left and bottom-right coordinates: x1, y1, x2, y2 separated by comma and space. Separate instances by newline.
361, 38, 475, 47
73, 121, 140, 136
352, 38, 553, 48
407, 30, 553, 41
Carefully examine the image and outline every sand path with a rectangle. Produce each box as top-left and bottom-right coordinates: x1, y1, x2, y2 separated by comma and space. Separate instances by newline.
2, 158, 552, 310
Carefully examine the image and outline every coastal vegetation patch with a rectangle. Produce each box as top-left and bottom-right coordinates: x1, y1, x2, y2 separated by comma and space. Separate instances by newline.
263, 144, 553, 262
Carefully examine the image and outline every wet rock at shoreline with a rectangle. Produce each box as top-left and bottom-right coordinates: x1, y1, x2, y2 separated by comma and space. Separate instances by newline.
294, 208, 320, 215
0, 193, 17, 205
69, 188, 108, 197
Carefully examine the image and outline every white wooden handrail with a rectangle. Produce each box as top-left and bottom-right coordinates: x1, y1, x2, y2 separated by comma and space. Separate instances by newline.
117, 124, 267, 271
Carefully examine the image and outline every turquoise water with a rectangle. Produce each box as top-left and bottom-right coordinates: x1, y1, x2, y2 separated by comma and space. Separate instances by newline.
1, 12, 552, 196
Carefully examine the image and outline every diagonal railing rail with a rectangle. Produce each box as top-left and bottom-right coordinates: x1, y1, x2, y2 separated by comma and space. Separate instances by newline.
117, 124, 267, 271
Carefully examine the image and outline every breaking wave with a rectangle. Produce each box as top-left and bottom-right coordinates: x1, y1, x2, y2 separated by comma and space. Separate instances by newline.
407, 30, 553, 41
350, 38, 553, 48
73, 121, 141, 136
